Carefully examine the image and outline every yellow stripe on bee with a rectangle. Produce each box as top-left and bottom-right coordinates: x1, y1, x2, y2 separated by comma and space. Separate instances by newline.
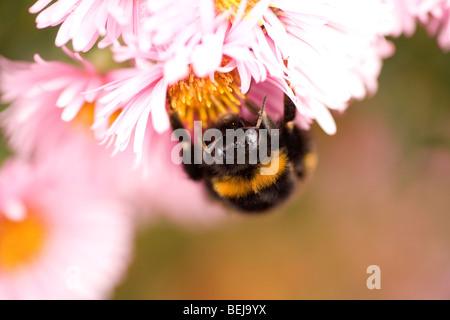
212, 151, 288, 199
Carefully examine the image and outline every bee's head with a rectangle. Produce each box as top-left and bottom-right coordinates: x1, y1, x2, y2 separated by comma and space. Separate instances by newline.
202, 113, 274, 176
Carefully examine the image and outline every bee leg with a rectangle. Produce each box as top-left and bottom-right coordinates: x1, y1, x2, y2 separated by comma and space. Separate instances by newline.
282, 95, 317, 178
281, 123, 316, 179
169, 111, 205, 181
283, 94, 297, 124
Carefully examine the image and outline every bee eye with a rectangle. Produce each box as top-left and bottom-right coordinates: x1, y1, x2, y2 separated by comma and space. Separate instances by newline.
245, 129, 258, 147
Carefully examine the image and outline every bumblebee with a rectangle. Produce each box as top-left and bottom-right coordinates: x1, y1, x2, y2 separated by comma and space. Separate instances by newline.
169, 95, 317, 213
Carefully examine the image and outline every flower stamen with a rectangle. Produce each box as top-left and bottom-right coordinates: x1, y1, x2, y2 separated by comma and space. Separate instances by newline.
167, 67, 244, 126
215, 0, 260, 18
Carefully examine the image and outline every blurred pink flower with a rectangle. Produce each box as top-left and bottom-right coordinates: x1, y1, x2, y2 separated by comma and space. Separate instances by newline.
140, 130, 227, 225
0, 50, 106, 145
262, 0, 394, 134
389, 0, 421, 37
0, 159, 133, 299
100, 0, 394, 157
390, 0, 450, 50
29, 0, 147, 52
420, 0, 450, 50
0, 53, 225, 224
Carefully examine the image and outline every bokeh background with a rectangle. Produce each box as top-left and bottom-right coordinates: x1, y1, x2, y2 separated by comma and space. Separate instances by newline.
1, 2, 449, 299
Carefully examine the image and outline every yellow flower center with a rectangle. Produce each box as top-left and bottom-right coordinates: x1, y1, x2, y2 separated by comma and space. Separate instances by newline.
72, 102, 96, 129
167, 66, 244, 126
0, 211, 46, 272
215, 0, 260, 18
72, 102, 122, 130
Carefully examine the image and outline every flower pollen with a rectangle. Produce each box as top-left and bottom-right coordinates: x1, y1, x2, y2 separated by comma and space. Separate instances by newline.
215, 0, 260, 19
167, 68, 244, 126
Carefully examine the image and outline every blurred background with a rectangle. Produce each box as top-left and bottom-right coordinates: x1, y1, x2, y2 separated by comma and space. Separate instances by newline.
1, 2, 449, 299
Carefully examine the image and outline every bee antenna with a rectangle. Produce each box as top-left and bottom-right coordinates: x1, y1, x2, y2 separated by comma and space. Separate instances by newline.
261, 95, 267, 112
256, 95, 268, 129
203, 137, 222, 154
202, 142, 211, 154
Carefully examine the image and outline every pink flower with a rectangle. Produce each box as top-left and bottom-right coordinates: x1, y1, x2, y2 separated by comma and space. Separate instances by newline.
389, 0, 421, 36
0, 53, 225, 223
420, 0, 450, 50
29, 0, 148, 52
390, 0, 450, 50
0, 50, 106, 149
259, 0, 395, 134
97, 60, 285, 159
0, 158, 133, 300
99, 0, 394, 156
